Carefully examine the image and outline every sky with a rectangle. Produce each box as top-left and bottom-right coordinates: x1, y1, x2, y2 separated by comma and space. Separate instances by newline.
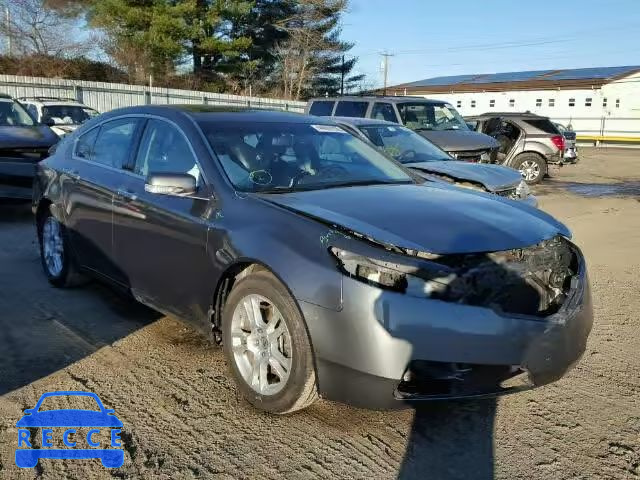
341, 0, 640, 88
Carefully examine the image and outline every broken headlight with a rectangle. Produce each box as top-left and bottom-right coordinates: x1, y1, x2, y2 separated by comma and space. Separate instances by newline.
329, 247, 452, 297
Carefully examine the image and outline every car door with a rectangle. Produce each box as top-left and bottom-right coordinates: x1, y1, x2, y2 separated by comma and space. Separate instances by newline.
63, 118, 143, 284
112, 118, 214, 325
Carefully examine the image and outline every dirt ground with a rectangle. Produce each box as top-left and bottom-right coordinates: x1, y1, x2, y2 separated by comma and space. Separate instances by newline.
1, 147, 639, 479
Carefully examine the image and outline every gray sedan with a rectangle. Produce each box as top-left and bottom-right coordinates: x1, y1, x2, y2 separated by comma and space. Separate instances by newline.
333, 117, 537, 207
33, 106, 591, 413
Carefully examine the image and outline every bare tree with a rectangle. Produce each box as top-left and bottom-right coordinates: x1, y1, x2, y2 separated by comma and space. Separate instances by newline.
1, 0, 95, 58
272, 0, 347, 100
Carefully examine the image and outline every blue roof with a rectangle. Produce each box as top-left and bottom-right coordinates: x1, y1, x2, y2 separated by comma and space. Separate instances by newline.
400, 66, 640, 88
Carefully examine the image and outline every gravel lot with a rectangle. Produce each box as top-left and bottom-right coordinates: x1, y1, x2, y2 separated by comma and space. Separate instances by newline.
1, 147, 639, 479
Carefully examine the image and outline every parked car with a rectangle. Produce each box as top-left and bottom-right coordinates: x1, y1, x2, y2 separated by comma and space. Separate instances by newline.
0, 93, 59, 200
306, 96, 499, 162
553, 122, 579, 163
33, 106, 592, 413
465, 112, 569, 184
333, 116, 536, 206
18, 97, 100, 137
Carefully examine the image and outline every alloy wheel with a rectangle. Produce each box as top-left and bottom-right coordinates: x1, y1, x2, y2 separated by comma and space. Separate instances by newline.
520, 160, 541, 182
230, 294, 292, 396
42, 216, 64, 277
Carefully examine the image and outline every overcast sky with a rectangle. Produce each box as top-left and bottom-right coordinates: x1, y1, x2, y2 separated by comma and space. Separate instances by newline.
342, 0, 640, 88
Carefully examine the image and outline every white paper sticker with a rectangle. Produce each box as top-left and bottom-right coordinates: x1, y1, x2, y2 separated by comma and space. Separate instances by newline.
311, 124, 348, 133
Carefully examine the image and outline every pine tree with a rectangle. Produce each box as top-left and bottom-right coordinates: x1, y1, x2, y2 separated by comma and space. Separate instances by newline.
272, 0, 363, 99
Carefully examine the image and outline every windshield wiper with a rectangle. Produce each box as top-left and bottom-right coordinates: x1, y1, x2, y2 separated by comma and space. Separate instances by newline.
413, 127, 433, 131
315, 179, 413, 190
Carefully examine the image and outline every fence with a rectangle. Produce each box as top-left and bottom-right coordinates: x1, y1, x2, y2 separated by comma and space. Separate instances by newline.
0, 74, 306, 114
551, 116, 640, 145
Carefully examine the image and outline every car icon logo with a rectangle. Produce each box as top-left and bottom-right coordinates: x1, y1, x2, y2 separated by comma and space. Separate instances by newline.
15, 391, 124, 468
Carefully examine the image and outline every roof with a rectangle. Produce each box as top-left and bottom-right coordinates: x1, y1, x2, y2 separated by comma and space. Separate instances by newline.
102, 105, 336, 124
388, 65, 640, 94
465, 112, 549, 120
331, 116, 397, 127
18, 96, 80, 104
308, 96, 447, 104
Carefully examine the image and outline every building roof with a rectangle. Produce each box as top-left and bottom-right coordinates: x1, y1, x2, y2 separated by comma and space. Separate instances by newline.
388, 65, 640, 94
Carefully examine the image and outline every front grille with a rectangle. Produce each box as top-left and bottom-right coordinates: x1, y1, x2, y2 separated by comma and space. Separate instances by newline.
0, 147, 49, 161
451, 149, 490, 163
395, 360, 530, 399
495, 187, 517, 199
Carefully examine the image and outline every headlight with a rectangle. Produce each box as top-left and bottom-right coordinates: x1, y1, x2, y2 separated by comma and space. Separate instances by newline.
516, 180, 530, 198
329, 247, 453, 297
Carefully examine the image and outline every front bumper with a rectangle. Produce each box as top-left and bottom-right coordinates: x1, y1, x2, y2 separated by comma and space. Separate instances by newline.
0, 159, 37, 200
301, 255, 592, 409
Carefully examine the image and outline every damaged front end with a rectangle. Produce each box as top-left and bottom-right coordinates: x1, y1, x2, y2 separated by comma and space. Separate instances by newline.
330, 235, 579, 318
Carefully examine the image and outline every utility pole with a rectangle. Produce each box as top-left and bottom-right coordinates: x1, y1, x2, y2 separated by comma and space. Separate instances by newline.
340, 55, 345, 96
380, 52, 394, 95
5, 4, 11, 57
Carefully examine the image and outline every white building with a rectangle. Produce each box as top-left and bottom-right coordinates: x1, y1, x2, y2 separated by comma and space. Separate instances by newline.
387, 66, 640, 143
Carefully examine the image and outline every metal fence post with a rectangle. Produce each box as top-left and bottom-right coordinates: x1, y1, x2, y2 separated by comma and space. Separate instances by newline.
73, 85, 84, 103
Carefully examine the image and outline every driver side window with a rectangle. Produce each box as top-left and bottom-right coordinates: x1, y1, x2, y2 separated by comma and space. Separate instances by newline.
134, 120, 201, 184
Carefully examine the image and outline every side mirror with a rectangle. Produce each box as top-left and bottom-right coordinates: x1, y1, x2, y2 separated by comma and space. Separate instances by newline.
23, 408, 35, 415
145, 172, 197, 196
466, 122, 476, 130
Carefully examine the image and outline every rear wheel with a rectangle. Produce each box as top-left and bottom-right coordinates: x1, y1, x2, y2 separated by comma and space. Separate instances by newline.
513, 153, 547, 185
38, 206, 86, 287
222, 270, 318, 413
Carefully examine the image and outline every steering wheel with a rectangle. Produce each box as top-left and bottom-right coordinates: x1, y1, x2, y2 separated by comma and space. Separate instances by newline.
397, 149, 417, 162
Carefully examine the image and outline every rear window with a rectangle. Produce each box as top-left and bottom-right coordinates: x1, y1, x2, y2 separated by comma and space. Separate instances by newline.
308, 101, 335, 116
523, 119, 560, 134
334, 101, 368, 118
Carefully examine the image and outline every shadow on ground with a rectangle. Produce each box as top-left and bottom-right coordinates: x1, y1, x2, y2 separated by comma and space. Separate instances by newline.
0, 202, 162, 395
535, 179, 640, 199
398, 400, 496, 479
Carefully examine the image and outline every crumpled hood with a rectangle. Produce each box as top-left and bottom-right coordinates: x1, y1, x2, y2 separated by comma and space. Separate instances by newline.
405, 160, 522, 192
258, 184, 569, 255
0, 125, 58, 149
417, 129, 498, 152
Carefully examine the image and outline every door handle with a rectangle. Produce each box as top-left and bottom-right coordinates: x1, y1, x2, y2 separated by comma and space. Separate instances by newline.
116, 188, 137, 201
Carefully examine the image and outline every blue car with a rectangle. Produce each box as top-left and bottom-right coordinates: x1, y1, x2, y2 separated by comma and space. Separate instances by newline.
16, 391, 123, 468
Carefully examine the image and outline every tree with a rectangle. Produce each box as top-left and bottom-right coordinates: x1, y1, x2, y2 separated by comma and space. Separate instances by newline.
1, 0, 96, 58
220, 0, 295, 94
271, 0, 362, 100
88, 0, 192, 83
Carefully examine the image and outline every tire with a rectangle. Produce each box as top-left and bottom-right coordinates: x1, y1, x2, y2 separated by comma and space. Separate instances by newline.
513, 153, 547, 185
37, 206, 86, 288
221, 270, 318, 414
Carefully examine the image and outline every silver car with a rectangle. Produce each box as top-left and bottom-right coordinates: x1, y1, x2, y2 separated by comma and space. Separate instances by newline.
466, 113, 570, 184
334, 117, 537, 207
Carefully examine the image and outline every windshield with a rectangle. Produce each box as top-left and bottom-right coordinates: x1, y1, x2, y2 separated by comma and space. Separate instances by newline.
359, 124, 451, 163
198, 121, 414, 193
396, 102, 468, 131
42, 105, 99, 125
0, 99, 36, 126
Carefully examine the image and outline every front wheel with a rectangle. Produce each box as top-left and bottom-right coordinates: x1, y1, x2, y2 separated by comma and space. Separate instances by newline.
222, 271, 318, 413
513, 153, 547, 185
